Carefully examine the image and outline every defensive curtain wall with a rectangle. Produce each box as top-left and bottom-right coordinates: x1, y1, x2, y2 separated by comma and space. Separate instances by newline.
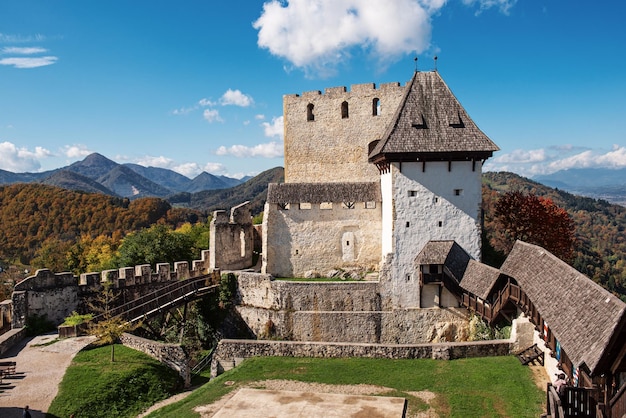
262, 183, 382, 278
283, 82, 405, 183
235, 272, 469, 344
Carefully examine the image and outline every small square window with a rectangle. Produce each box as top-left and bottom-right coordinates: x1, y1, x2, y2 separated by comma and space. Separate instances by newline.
438, 221, 443, 227
408, 190, 417, 197
454, 189, 463, 196
364, 201, 376, 209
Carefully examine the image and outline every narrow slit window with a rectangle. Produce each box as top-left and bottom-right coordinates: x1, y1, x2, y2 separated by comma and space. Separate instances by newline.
454, 189, 463, 196
408, 190, 417, 197
307, 103, 315, 121
373, 98, 381, 116
341, 101, 349, 119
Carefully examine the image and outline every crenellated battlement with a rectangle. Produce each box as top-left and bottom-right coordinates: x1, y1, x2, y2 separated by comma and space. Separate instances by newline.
288, 80, 406, 100
10, 250, 214, 329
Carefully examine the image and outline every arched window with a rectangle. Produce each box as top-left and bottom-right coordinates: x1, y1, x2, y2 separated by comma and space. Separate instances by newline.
341, 101, 349, 119
307, 103, 315, 121
372, 98, 381, 116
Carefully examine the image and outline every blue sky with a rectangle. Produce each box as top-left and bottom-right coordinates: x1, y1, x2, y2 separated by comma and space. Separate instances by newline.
1, 0, 625, 180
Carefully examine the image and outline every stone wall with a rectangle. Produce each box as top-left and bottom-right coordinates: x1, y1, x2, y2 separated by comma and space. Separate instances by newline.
119, 333, 191, 387
10, 250, 211, 329
0, 327, 27, 356
283, 81, 406, 183
210, 202, 254, 271
211, 338, 512, 377
235, 272, 470, 344
1, 300, 12, 333
262, 200, 382, 278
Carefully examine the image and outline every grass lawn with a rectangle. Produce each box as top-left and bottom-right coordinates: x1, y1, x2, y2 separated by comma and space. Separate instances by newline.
146, 355, 545, 418
47, 344, 182, 418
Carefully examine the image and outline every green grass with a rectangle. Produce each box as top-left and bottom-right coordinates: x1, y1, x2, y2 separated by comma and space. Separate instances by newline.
273, 277, 364, 282
145, 356, 544, 418
47, 344, 183, 418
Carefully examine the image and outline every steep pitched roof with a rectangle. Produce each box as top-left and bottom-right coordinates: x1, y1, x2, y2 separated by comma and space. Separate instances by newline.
460, 260, 501, 300
267, 182, 381, 204
415, 240, 471, 282
369, 71, 499, 164
500, 241, 626, 375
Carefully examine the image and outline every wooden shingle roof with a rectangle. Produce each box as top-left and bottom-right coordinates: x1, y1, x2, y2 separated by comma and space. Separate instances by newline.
369, 71, 499, 164
267, 182, 381, 204
460, 260, 501, 300
415, 240, 471, 282
500, 241, 626, 375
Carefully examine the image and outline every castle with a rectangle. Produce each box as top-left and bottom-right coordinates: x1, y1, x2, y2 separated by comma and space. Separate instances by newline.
261, 70, 498, 309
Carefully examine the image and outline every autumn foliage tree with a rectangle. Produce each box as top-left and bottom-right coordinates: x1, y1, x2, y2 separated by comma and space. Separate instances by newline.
491, 191, 576, 261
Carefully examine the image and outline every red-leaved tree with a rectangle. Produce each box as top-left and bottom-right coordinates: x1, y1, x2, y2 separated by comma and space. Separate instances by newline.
492, 191, 576, 261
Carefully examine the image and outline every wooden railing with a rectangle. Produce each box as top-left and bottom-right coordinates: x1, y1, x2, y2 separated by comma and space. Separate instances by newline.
92, 272, 220, 324
610, 382, 626, 418
546, 383, 601, 418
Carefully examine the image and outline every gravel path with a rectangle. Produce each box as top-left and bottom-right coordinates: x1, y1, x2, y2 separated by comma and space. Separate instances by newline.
0, 333, 95, 418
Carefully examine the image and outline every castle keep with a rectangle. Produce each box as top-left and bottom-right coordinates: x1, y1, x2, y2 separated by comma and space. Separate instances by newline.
262, 70, 498, 309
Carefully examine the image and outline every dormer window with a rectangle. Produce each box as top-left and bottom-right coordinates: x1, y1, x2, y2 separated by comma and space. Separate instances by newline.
341, 101, 349, 119
307, 103, 315, 121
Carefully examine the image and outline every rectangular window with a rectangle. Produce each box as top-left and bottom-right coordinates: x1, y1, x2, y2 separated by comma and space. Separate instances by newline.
278, 203, 290, 210
320, 202, 332, 210
454, 189, 463, 196
342, 202, 356, 209
299, 202, 311, 210
364, 201, 376, 209
438, 221, 443, 227
406, 221, 410, 228
408, 190, 417, 197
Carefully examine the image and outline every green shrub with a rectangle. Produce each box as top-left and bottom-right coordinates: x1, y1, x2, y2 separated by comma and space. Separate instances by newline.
62, 311, 94, 326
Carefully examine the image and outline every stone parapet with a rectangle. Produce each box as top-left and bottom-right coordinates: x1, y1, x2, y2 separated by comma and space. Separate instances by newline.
211, 338, 512, 377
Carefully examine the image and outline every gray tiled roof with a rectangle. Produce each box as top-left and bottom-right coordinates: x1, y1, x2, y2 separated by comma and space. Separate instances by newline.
415, 240, 471, 282
369, 71, 499, 163
459, 260, 501, 300
500, 241, 626, 375
267, 182, 381, 204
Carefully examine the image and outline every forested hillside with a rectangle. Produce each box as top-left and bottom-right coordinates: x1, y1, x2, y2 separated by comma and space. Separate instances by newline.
483, 172, 626, 299
0, 183, 204, 265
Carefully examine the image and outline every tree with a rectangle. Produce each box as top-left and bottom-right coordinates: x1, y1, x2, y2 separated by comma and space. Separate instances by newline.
88, 283, 137, 362
491, 190, 576, 261
116, 224, 195, 268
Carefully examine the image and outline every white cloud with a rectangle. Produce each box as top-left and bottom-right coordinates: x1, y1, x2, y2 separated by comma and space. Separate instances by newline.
171, 106, 196, 115
198, 98, 215, 107
0, 141, 52, 172
216, 141, 284, 158
1, 46, 47, 55
220, 89, 254, 107
203, 109, 223, 123
461, 0, 518, 15
255, 114, 266, 120
253, 0, 518, 75
490, 148, 546, 164
254, 0, 436, 74
261, 116, 284, 138
135, 155, 174, 168
485, 145, 626, 177
0, 56, 58, 68
63, 144, 93, 159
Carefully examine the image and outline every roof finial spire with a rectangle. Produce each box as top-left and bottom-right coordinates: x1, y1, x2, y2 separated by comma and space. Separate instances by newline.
414, 56, 418, 72
434, 55, 438, 72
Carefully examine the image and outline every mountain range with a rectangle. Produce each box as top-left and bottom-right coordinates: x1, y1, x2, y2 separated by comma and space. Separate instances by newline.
0, 153, 251, 199
534, 168, 626, 206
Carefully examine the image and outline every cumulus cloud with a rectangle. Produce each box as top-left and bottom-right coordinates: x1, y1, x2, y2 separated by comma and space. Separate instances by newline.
254, 0, 437, 74
132, 155, 227, 178
220, 89, 254, 107
0, 141, 52, 172
216, 141, 284, 158
198, 98, 215, 107
63, 144, 93, 159
203, 109, 223, 123
253, 0, 518, 75
485, 145, 626, 177
261, 116, 284, 138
